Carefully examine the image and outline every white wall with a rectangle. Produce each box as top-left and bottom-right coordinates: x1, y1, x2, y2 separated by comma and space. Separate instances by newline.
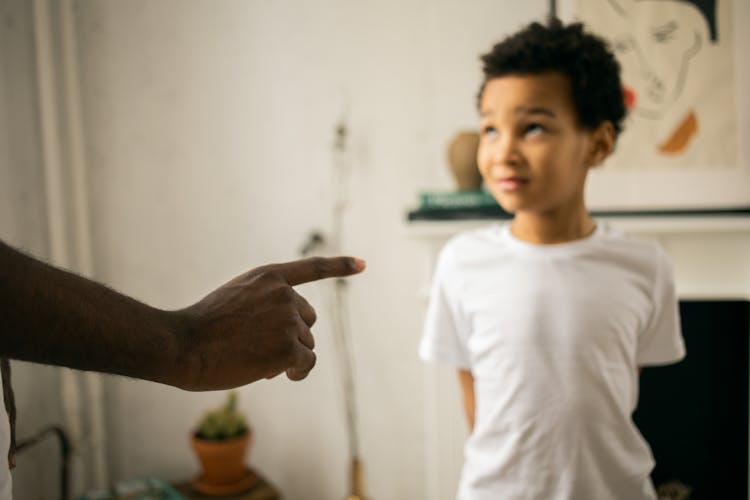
71, 1, 547, 499
0, 1, 67, 498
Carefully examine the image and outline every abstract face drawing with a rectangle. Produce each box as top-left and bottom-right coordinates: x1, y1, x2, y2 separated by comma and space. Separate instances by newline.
602, 0, 718, 154
608, 0, 714, 117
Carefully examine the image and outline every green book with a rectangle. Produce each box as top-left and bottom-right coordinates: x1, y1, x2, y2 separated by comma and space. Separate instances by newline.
78, 477, 184, 500
419, 189, 499, 210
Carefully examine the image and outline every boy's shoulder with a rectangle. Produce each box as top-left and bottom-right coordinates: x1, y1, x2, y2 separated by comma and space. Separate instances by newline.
441, 223, 505, 257
597, 223, 669, 260
594, 223, 675, 282
434, 223, 506, 276
445, 223, 503, 248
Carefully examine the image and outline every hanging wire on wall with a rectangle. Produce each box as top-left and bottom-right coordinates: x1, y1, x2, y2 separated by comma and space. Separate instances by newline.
298, 117, 368, 499
330, 120, 361, 463
330, 119, 369, 500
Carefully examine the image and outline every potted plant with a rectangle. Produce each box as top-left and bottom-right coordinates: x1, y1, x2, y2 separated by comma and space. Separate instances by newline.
191, 391, 254, 494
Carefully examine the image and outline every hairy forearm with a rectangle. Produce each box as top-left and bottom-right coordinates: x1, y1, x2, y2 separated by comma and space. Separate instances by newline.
0, 240, 183, 385
1, 240, 367, 390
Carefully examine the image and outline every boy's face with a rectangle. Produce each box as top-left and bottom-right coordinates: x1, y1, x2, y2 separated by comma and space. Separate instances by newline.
478, 72, 603, 215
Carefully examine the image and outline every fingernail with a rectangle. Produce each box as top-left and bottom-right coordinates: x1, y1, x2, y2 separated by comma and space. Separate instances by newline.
353, 257, 366, 271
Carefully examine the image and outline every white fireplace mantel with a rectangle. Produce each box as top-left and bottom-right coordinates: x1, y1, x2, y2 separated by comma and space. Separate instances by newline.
405, 214, 750, 238
405, 214, 750, 300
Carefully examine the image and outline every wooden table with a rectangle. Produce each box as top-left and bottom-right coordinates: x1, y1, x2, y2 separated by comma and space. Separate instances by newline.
173, 471, 281, 500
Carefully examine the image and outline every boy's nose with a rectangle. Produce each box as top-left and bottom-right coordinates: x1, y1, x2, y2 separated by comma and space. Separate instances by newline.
491, 136, 521, 166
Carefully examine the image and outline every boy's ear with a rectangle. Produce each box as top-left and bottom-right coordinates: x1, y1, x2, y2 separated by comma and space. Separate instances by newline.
586, 121, 615, 168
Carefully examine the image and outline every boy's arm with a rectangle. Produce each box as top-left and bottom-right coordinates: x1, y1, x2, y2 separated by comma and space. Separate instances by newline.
0, 239, 364, 390
458, 368, 475, 431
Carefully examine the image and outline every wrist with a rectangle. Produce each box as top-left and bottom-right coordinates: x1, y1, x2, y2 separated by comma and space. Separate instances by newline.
149, 307, 192, 390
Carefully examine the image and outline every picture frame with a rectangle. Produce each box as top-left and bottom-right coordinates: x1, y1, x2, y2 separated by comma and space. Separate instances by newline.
555, 0, 750, 211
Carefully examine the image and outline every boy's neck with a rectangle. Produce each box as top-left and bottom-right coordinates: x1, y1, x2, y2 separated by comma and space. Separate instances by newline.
509, 208, 596, 245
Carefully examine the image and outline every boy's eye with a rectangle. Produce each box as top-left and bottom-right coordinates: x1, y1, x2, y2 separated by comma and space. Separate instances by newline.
524, 123, 546, 136
481, 126, 498, 138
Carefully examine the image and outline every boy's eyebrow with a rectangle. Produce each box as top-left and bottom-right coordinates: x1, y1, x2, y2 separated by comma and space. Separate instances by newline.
515, 106, 556, 118
479, 106, 557, 118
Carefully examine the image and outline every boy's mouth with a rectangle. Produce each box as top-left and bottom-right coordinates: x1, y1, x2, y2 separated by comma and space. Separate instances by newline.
496, 177, 529, 192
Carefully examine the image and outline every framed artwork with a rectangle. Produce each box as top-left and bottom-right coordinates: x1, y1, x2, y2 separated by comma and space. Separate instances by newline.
557, 0, 750, 211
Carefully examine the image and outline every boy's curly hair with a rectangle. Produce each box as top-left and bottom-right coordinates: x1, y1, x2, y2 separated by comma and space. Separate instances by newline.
479, 18, 626, 137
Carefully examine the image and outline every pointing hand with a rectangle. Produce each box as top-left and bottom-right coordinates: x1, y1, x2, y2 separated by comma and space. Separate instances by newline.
175, 256, 366, 390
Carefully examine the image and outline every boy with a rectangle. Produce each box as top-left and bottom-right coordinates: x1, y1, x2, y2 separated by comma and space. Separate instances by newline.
419, 18, 685, 500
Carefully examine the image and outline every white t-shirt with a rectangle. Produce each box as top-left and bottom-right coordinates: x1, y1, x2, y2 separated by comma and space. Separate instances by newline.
419, 222, 685, 500
0, 381, 12, 499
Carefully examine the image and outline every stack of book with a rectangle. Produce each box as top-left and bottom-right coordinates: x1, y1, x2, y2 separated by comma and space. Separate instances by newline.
408, 189, 512, 221
79, 477, 184, 500
408, 192, 750, 222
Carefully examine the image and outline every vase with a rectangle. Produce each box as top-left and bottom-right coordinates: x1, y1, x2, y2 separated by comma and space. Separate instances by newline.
447, 131, 482, 191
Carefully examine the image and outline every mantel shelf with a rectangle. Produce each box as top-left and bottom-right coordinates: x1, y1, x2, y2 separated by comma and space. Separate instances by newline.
404, 214, 750, 238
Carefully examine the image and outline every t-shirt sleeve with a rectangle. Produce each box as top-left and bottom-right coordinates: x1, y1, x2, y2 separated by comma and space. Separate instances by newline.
418, 244, 471, 369
637, 246, 686, 366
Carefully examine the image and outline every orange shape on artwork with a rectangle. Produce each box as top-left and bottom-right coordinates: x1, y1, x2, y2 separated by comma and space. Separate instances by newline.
658, 111, 698, 154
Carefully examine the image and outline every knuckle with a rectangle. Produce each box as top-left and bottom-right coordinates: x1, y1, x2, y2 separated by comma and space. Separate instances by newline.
295, 350, 315, 371
274, 285, 297, 303
256, 266, 283, 284
279, 339, 297, 360
287, 349, 315, 381
249, 264, 272, 278
285, 317, 301, 333
308, 352, 317, 370
282, 286, 298, 301
310, 257, 333, 278
306, 330, 316, 349
282, 325, 299, 343
274, 327, 295, 350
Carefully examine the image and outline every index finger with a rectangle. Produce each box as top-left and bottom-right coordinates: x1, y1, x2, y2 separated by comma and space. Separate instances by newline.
276, 256, 366, 286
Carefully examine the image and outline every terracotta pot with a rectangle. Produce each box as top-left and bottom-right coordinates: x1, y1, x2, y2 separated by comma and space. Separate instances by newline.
191, 431, 251, 485
447, 131, 482, 191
